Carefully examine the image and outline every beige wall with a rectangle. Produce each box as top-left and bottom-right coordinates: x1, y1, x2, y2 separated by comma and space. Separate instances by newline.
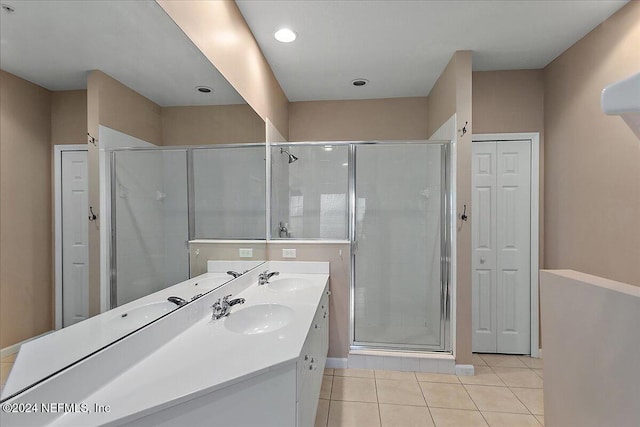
540, 270, 640, 426
162, 105, 265, 145
189, 242, 267, 277
88, 71, 162, 146
289, 97, 428, 141
427, 51, 473, 365
0, 71, 53, 348
157, 0, 289, 140
427, 58, 457, 137
51, 90, 87, 146
267, 244, 351, 358
472, 70, 544, 136
544, 1, 640, 286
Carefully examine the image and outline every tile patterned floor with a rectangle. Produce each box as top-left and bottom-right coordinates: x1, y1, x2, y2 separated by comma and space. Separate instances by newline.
2, 352, 543, 427
316, 354, 544, 427
0, 353, 16, 394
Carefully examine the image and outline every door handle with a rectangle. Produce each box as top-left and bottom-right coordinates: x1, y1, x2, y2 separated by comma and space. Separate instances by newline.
480, 257, 486, 264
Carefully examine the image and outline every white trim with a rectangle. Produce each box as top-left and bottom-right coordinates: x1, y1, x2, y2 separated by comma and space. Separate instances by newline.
455, 364, 475, 376
472, 132, 541, 358
0, 330, 54, 358
54, 145, 89, 330
325, 357, 348, 369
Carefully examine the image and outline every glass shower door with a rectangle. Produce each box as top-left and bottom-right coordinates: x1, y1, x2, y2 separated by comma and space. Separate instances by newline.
353, 143, 449, 351
112, 149, 189, 307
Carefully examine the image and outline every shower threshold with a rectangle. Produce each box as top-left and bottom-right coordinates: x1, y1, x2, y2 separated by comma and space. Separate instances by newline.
347, 348, 459, 375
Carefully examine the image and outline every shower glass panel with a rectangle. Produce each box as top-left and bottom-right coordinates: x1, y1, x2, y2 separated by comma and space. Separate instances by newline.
112, 149, 189, 307
353, 143, 449, 351
193, 146, 266, 239
271, 145, 349, 239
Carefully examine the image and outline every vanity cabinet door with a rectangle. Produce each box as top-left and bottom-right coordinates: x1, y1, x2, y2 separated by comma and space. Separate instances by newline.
296, 284, 330, 426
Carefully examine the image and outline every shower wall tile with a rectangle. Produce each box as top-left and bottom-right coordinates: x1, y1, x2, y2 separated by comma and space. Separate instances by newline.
347, 355, 366, 369
419, 358, 440, 373
438, 359, 457, 374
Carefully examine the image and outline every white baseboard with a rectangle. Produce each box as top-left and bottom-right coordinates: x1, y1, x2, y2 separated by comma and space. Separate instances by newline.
326, 357, 348, 369
0, 330, 53, 359
455, 364, 475, 376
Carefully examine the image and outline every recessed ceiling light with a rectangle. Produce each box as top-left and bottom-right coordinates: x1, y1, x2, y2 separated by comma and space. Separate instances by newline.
196, 86, 213, 94
352, 79, 369, 87
342, 162, 348, 167
274, 28, 297, 43
1, 4, 15, 14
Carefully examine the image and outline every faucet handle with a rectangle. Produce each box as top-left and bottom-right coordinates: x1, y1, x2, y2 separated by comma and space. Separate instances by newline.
222, 294, 232, 304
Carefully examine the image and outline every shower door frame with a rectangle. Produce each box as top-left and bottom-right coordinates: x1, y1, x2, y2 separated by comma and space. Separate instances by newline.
349, 141, 453, 353
108, 143, 266, 308
109, 146, 190, 308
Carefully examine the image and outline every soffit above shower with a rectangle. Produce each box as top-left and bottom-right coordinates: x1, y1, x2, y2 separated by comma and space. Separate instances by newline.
0, 0, 245, 106
235, 0, 628, 102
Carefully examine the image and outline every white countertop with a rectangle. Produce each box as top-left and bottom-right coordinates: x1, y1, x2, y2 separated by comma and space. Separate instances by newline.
49, 267, 328, 426
2, 263, 260, 399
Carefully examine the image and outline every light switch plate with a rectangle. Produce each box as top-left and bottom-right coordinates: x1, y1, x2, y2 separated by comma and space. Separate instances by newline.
239, 248, 253, 258
282, 248, 297, 258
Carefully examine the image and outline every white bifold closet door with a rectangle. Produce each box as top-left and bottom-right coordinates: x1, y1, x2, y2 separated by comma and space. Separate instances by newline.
472, 141, 531, 354
61, 150, 89, 327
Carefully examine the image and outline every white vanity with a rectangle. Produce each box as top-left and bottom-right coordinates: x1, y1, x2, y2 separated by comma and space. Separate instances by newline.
0, 261, 330, 427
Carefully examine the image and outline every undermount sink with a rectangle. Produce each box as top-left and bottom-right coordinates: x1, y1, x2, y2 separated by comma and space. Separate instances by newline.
108, 301, 177, 330
266, 278, 314, 292
224, 304, 294, 335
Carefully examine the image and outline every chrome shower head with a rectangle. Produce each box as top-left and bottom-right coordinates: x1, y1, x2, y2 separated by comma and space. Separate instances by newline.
280, 148, 299, 164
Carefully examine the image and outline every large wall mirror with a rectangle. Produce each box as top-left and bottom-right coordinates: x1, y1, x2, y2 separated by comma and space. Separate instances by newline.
0, 0, 266, 399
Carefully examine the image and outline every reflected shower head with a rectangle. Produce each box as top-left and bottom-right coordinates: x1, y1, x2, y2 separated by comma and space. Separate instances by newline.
280, 148, 299, 164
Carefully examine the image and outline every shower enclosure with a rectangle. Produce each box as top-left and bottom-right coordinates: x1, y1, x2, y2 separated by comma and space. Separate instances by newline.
110, 144, 266, 308
352, 143, 450, 351
111, 149, 189, 306
270, 144, 349, 239
271, 141, 451, 352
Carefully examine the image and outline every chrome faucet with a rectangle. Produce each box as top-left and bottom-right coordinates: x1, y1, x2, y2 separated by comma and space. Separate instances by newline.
258, 270, 280, 285
211, 294, 245, 320
227, 270, 242, 278
167, 296, 187, 306
279, 221, 290, 238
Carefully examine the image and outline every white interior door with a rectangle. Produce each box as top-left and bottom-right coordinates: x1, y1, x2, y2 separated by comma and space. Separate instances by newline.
472, 141, 531, 354
61, 150, 89, 327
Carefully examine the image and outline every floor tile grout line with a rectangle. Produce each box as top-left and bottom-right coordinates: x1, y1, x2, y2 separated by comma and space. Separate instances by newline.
508, 385, 540, 417
373, 376, 382, 426
425, 405, 437, 427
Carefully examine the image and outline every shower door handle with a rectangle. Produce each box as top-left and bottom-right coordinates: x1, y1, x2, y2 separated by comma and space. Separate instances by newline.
352, 240, 359, 255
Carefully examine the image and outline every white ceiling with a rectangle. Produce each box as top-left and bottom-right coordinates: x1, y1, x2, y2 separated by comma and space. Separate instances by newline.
236, 0, 629, 102
0, 0, 245, 106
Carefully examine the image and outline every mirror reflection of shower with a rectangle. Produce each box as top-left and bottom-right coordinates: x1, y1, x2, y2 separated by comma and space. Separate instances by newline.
278, 221, 291, 238
280, 147, 299, 164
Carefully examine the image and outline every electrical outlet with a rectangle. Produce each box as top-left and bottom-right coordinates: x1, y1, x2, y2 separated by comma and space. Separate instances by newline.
239, 248, 253, 258
282, 248, 297, 258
